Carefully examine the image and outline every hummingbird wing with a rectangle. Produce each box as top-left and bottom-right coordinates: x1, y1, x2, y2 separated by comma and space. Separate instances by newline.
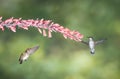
19, 53, 23, 61
81, 40, 89, 45
27, 45, 40, 55
95, 39, 107, 45
19, 53, 24, 64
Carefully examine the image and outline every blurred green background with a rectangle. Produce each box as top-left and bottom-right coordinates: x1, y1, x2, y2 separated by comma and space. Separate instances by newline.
0, 0, 120, 79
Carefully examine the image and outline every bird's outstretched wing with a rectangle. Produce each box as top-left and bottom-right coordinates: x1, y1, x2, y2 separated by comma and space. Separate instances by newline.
81, 40, 88, 45
27, 45, 40, 55
19, 53, 23, 61
95, 39, 107, 45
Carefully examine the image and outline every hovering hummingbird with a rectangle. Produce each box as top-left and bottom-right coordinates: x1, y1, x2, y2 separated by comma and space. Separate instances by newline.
19, 45, 39, 64
81, 37, 106, 54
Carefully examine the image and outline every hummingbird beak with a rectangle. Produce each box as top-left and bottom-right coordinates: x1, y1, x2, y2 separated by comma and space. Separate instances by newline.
19, 60, 23, 64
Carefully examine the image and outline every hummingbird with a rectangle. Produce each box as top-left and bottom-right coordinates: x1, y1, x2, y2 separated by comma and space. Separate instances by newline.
19, 45, 39, 64
81, 37, 106, 54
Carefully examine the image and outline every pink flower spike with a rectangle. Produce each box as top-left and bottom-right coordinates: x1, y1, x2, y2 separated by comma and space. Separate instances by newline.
43, 29, 47, 37
0, 17, 84, 42
48, 30, 52, 38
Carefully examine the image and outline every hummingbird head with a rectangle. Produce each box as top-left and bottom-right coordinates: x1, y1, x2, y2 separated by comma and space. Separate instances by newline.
87, 36, 93, 38
87, 36, 93, 39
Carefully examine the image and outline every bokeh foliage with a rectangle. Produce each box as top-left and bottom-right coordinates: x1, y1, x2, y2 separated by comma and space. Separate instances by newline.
0, 0, 120, 79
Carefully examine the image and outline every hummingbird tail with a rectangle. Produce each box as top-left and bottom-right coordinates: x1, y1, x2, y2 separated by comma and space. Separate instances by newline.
19, 61, 23, 64
90, 51, 95, 54
90, 48, 95, 54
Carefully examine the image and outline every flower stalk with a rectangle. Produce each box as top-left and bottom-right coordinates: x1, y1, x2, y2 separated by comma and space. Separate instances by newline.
0, 17, 83, 41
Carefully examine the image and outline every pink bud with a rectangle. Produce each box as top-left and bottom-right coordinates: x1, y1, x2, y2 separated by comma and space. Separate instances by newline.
63, 34, 67, 39
9, 26, 16, 32
43, 29, 47, 37
38, 28, 42, 34
48, 30, 52, 38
